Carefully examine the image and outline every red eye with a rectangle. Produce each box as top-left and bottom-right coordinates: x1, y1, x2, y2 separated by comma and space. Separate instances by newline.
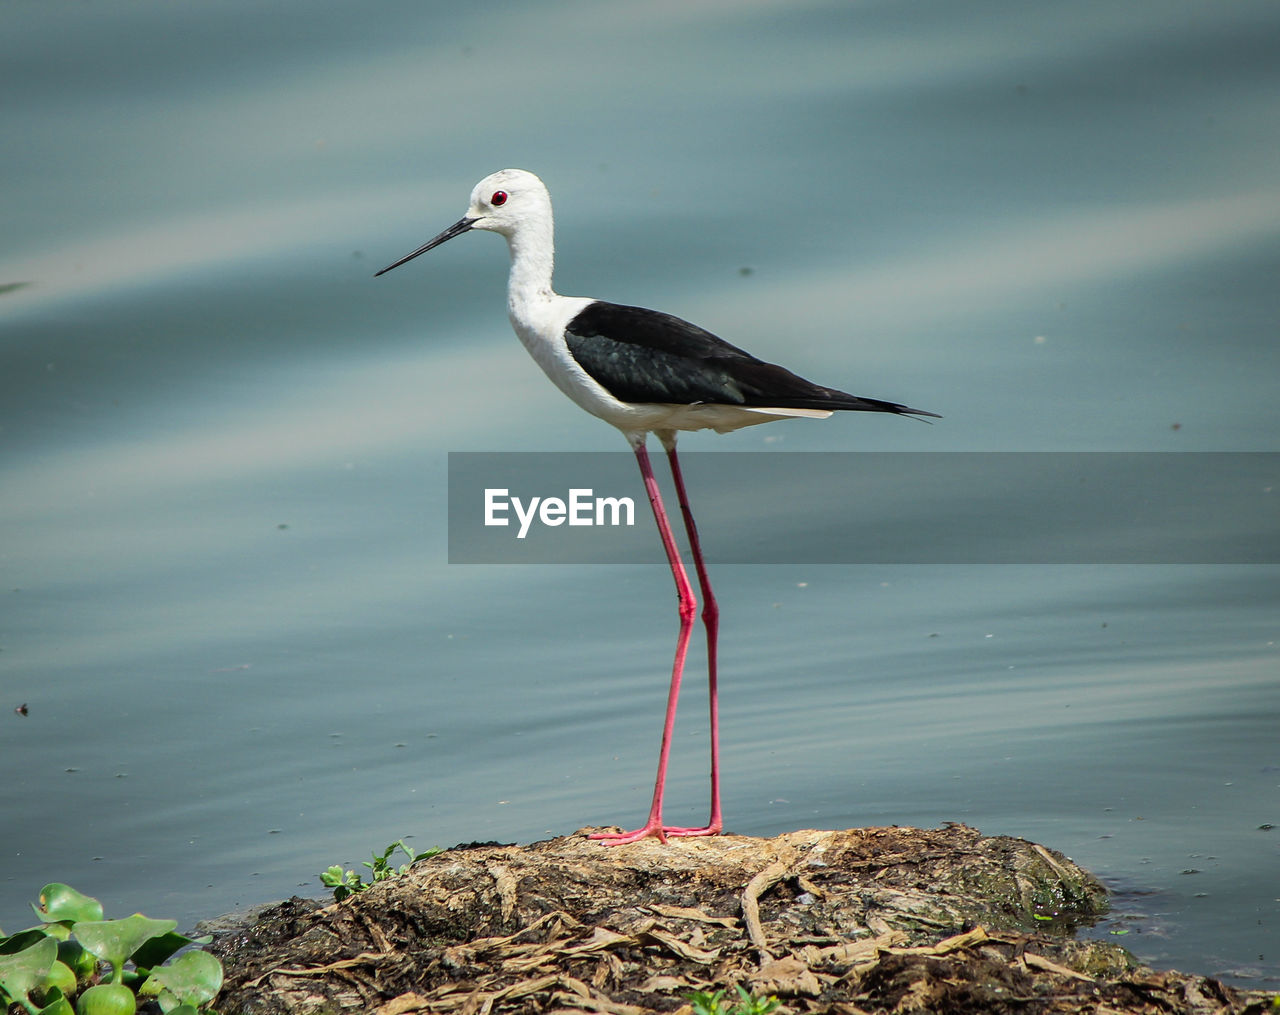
491, 191, 508, 206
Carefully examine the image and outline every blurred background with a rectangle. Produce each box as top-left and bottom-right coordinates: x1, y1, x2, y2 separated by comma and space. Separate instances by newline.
2, 0, 1277, 989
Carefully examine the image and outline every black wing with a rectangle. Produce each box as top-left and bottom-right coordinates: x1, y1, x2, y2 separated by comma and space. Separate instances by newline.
564, 301, 938, 417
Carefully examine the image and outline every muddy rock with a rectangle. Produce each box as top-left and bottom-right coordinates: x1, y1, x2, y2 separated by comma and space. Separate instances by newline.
210, 824, 1272, 1014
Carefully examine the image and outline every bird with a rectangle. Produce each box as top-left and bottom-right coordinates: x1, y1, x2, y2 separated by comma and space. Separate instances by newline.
376, 169, 938, 845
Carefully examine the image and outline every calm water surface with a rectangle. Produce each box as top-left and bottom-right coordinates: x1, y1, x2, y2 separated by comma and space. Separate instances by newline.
2, 0, 1278, 990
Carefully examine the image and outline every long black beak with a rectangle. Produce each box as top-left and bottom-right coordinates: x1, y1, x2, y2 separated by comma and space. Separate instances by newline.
374, 216, 476, 276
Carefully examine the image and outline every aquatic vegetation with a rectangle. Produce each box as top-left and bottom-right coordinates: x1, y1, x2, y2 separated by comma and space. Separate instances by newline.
0, 883, 222, 1015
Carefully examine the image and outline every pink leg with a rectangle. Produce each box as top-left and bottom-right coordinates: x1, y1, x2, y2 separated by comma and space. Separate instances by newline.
591, 441, 701, 845
663, 438, 722, 836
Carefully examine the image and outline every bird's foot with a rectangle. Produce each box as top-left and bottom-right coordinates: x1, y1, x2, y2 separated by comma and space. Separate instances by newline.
589, 821, 722, 845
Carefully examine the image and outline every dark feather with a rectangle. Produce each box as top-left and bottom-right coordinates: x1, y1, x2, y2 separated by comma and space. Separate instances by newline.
564, 301, 939, 417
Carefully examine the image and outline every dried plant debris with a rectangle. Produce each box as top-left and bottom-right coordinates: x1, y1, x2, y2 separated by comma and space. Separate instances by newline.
210, 824, 1273, 1014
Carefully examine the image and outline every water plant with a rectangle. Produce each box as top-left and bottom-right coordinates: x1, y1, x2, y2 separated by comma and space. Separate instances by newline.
320, 839, 439, 902
0, 883, 222, 1015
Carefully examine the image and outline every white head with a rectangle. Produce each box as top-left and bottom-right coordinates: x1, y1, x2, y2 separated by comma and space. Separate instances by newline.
464, 169, 552, 238
375, 168, 552, 276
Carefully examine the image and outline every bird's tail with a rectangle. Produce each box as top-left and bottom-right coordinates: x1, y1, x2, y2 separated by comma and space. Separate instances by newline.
806, 390, 940, 418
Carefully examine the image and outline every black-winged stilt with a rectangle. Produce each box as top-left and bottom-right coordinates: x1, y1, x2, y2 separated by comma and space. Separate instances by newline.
377, 169, 938, 845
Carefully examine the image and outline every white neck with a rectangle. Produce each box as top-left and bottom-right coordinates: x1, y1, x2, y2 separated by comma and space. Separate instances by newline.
504, 216, 557, 317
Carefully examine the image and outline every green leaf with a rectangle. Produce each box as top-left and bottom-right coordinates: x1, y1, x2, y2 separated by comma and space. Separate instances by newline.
37, 960, 78, 999
685, 988, 726, 1015
1, 929, 52, 956
57, 940, 99, 983
36, 986, 76, 1015
129, 932, 204, 977
138, 951, 222, 1007
0, 935, 58, 1002
730, 984, 780, 1015
320, 866, 365, 901
72, 916, 177, 980
75, 981, 137, 1015
33, 886, 104, 926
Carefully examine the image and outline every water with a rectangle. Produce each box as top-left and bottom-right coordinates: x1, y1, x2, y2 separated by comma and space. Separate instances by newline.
3, 0, 1278, 991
